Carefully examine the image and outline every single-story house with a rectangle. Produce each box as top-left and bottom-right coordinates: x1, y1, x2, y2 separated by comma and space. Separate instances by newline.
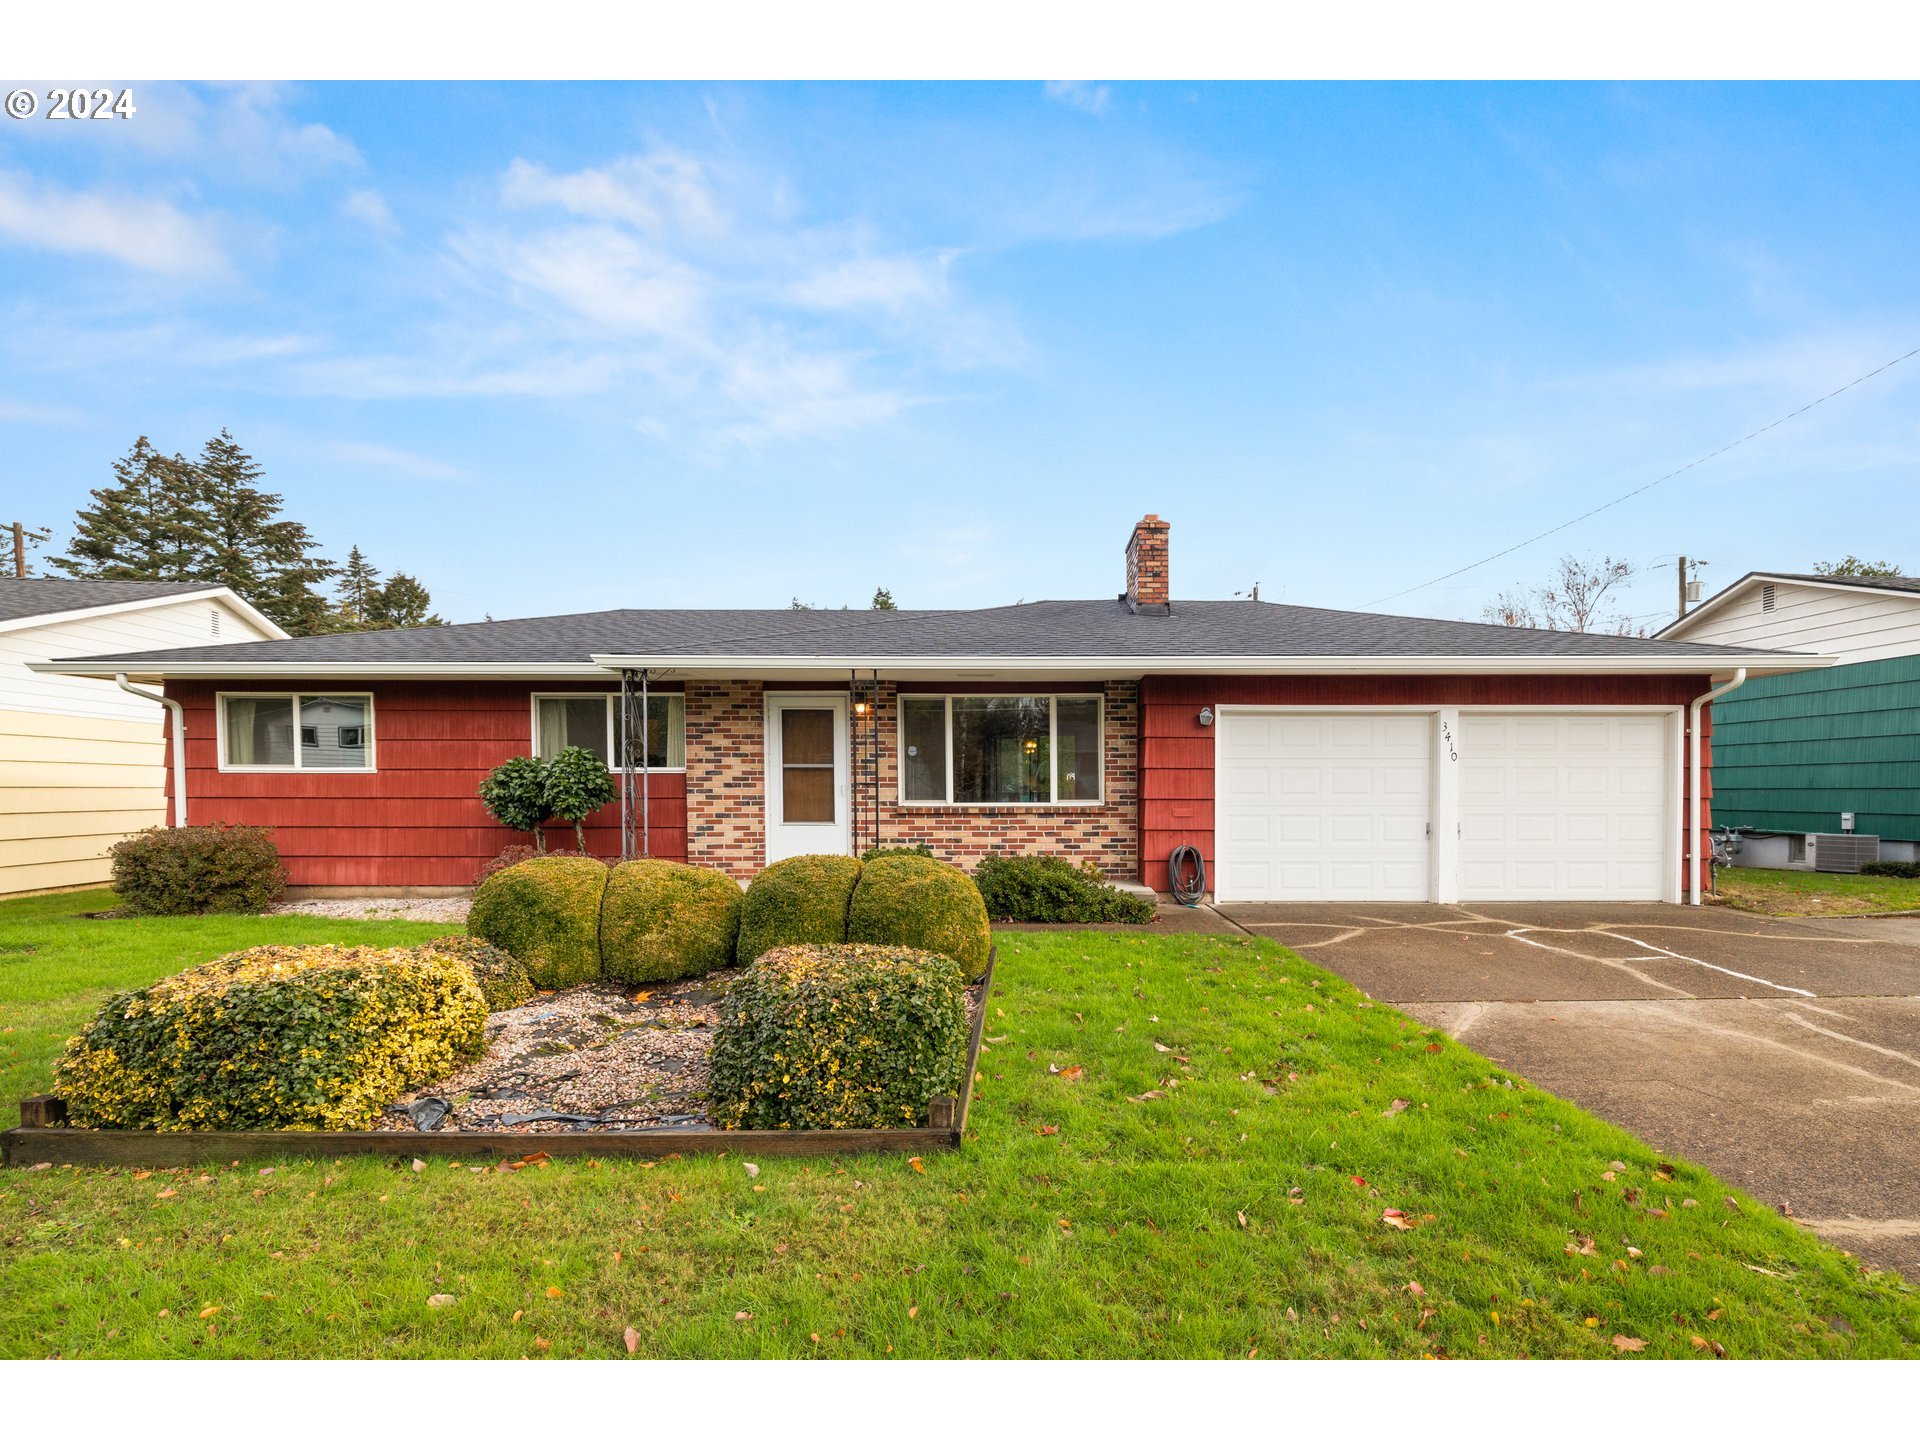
1, 577, 286, 896
31, 517, 1823, 904
1657, 570, 1920, 864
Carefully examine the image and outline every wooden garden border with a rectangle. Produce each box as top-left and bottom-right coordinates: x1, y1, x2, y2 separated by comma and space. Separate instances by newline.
2, 951, 995, 1169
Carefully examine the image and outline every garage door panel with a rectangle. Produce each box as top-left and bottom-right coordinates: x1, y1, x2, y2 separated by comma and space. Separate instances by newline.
1217, 712, 1431, 902
1458, 712, 1670, 902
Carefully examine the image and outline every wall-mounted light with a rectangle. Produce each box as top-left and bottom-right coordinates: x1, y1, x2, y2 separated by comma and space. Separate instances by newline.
1197, 706, 1215, 727
853, 700, 869, 716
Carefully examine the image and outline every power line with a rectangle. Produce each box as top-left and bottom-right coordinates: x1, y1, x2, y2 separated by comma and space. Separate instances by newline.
1364, 343, 1920, 609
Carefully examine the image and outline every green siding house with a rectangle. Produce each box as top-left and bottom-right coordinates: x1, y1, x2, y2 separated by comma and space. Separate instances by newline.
1661, 572, 1920, 862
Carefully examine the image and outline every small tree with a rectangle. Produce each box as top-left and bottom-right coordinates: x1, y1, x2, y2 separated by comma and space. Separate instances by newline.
870, 586, 896, 610
479, 755, 555, 852
1814, 555, 1905, 579
1482, 554, 1640, 635
544, 745, 617, 854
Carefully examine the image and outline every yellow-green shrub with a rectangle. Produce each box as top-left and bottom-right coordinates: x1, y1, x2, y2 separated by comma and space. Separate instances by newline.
415, 933, 534, 1011
466, 854, 608, 988
737, 853, 862, 961
847, 853, 992, 981
600, 859, 744, 984
707, 943, 966, 1130
54, 945, 486, 1131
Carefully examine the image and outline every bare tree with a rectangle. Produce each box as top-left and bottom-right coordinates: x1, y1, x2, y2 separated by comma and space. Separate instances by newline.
1482, 554, 1643, 635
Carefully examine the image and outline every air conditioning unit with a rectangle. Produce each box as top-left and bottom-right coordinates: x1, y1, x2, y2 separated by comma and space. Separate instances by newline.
1806, 833, 1880, 873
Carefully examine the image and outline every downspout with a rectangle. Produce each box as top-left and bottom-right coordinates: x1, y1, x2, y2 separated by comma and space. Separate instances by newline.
1687, 668, 1746, 906
117, 674, 186, 827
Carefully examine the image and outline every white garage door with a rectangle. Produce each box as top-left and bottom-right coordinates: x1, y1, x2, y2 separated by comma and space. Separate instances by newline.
1457, 713, 1670, 901
1216, 711, 1431, 902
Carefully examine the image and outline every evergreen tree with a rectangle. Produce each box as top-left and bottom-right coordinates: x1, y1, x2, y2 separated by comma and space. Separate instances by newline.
370, 573, 445, 628
871, 586, 896, 610
51, 438, 202, 581
189, 429, 336, 635
334, 546, 384, 627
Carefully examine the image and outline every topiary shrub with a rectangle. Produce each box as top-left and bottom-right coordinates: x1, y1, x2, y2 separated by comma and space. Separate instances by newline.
1861, 860, 1920, 879
861, 843, 933, 862
479, 755, 555, 852
415, 933, 534, 1011
737, 853, 863, 962
474, 843, 542, 886
544, 744, 617, 854
974, 854, 1157, 924
107, 823, 285, 916
846, 853, 993, 981
55, 944, 486, 1131
600, 859, 745, 984
707, 943, 966, 1130
466, 854, 609, 989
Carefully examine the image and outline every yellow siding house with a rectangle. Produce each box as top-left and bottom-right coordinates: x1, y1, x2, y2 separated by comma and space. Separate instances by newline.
0, 578, 285, 897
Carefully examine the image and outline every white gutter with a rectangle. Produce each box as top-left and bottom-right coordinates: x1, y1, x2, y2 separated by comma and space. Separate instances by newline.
117, 674, 186, 827
1687, 668, 1746, 906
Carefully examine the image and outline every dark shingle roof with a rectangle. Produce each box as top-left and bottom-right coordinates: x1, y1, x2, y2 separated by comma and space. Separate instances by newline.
52, 597, 1793, 668
0, 577, 224, 624
1746, 571, 1920, 595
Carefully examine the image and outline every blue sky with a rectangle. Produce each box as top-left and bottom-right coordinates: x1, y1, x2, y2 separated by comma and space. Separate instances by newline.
3, 81, 1916, 627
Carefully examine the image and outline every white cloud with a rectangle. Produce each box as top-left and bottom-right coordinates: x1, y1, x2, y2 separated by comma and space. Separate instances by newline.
0, 169, 228, 277
325, 441, 466, 481
788, 254, 950, 314
1045, 81, 1112, 116
501, 151, 724, 237
342, 187, 397, 235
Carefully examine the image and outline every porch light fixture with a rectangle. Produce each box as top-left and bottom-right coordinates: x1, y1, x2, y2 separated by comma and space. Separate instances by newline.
854, 700, 869, 716
1197, 706, 1215, 727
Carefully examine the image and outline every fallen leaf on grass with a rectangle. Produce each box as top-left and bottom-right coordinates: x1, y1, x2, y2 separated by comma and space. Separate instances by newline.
156, 1188, 178, 1200
743, 1162, 759, 1179
1382, 1098, 1409, 1117
1237, 1211, 1249, 1228
1406, 1281, 1426, 1298
1681, 1197, 1699, 1209
1381, 1209, 1418, 1231
1611, 1335, 1647, 1352
907, 1157, 925, 1173
546, 1286, 564, 1298
1036, 1124, 1059, 1136
908, 1305, 920, 1318
427, 1294, 456, 1309
734, 1311, 753, 1321
623, 1326, 639, 1354
1128, 1090, 1165, 1103
198, 1306, 221, 1319
412, 1158, 427, 1174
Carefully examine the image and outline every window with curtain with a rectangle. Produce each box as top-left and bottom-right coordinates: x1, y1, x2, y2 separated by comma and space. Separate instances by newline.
534, 694, 684, 769
221, 694, 372, 771
899, 694, 1102, 805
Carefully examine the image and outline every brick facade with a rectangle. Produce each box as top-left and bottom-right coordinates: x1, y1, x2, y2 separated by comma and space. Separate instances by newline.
860, 679, 1140, 880
684, 680, 765, 879
680, 677, 1142, 882
1125, 514, 1171, 607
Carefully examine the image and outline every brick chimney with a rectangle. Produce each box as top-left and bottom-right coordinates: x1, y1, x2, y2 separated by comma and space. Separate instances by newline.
1124, 513, 1170, 611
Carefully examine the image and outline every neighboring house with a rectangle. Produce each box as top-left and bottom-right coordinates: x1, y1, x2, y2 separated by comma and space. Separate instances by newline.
33, 518, 1820, 903
0, 578, 286, 896
1658, 571, 1920, 863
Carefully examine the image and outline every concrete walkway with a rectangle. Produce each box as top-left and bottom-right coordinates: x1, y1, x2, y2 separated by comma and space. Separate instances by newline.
1219, 901, 1920, 1280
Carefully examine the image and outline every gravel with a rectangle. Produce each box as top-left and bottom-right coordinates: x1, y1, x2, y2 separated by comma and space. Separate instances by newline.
270, 897, 472, 924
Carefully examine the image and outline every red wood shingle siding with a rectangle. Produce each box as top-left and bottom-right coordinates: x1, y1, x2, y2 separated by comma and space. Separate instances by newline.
165, 679, 686, 888
1136, 673, 1718, 893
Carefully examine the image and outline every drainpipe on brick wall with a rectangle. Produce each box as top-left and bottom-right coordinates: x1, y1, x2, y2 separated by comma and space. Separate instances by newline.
1687, 667, 1746, 906
117, 674, 186, 827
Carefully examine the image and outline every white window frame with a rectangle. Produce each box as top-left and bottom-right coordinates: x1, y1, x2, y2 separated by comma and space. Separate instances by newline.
216, 691, 378, 774
530, 692, 687, 773
896, 692, 1104, 808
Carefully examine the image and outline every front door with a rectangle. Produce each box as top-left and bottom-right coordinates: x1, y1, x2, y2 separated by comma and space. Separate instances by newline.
764, 693, 850, 863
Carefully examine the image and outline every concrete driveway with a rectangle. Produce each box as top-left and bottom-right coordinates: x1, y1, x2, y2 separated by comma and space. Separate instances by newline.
1217, 901, 1920, 1279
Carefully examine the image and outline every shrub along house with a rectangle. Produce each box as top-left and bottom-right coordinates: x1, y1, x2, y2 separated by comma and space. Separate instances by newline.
31, 517, 1824, 905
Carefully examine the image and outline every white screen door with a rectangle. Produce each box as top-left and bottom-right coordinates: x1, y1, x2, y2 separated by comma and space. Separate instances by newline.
765, 693, 850, 862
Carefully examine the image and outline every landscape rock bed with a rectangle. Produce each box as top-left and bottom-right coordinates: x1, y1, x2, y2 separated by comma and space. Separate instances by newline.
271, 897, 473, 924
375, 972, 737, 1134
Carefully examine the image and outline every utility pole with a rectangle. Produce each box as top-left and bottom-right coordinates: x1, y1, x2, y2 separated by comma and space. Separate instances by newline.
1676, 555, 1688, 621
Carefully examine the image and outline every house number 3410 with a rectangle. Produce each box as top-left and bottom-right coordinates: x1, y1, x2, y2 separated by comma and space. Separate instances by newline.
1440, 720, 1458, 762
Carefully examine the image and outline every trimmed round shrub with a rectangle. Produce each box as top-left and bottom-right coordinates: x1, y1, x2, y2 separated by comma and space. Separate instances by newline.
416, 933, 534, 1011
708, 943, 967, 1130
974, 854, 1156, 924
600, 859, 745, 984
108, 823, 285, 916
467, 854, 609, 989
847, 854, 993, 981
860, 843, 933, 862
55, 944, 486, 1131
737, 853, 863, 962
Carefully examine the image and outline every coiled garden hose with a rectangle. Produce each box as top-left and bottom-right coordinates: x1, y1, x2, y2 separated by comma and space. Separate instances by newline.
1168, 844, 1207, 907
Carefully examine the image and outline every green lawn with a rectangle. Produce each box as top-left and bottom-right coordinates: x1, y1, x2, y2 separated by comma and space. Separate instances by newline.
1716, 866, 1920, 917
2, 890, 1915, 1359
